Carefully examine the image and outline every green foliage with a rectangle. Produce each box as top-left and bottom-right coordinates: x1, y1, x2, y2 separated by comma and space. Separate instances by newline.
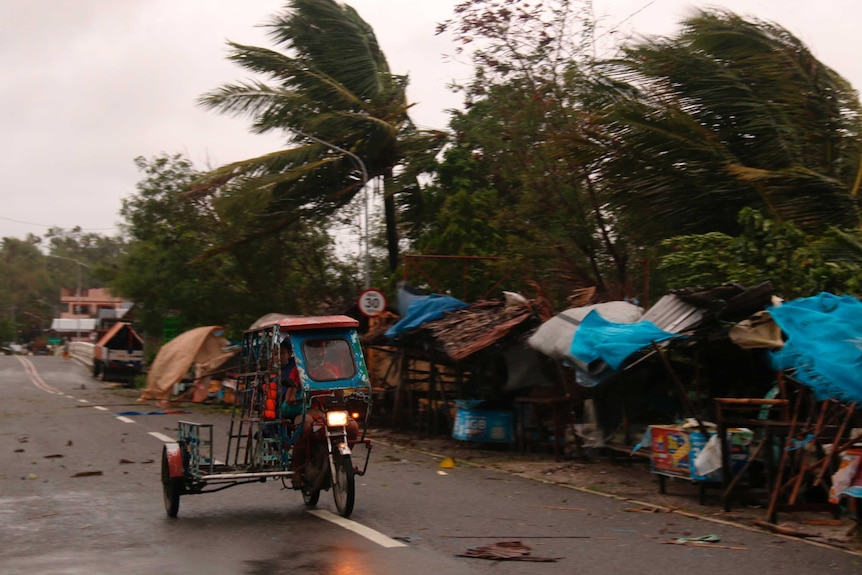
112, 154, 359, 340
412, 1, 633, 304
658, 208, 857, 299
810, 228, 862, 294
0, 231, 126, 343
658, 231, 758, 290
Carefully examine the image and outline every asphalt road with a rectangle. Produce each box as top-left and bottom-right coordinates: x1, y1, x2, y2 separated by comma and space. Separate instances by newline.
2, 355, 860, 574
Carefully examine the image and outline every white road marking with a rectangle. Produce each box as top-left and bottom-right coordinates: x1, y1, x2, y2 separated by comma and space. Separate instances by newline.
93, 406, 108, 411
77, 399, 89, 403
65, 395, 75, 399
307, 509, 407, 548
16, 356, 62, 394
115, 416, 135, 424
148, 432, 175, 443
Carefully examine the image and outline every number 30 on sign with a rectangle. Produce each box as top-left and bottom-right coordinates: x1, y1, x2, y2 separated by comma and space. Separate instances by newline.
358, 289, 387, 318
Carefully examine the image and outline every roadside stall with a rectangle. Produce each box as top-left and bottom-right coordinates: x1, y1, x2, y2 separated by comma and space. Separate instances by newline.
138, 325, 238, 405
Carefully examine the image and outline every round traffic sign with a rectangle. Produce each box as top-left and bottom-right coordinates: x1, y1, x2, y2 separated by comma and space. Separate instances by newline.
358, 289, 387, 317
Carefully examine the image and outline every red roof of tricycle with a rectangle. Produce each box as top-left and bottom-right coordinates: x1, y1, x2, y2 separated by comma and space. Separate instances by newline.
255, 315, 359, 331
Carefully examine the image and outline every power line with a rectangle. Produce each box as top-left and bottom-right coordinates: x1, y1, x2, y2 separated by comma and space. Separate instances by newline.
0, 215, 117, 233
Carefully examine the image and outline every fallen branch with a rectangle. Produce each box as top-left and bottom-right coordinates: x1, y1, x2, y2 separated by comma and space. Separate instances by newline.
751, 520, 819, 539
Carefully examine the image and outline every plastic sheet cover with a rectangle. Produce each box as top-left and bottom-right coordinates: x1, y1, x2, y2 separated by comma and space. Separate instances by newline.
570, 310, 678, 370
768, 292, 862, 404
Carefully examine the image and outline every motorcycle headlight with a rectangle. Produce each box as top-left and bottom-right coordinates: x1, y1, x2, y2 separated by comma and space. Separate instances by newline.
326, 410, 349, 427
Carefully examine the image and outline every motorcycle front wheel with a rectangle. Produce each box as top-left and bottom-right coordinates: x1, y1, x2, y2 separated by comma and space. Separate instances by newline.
332, 453, 355, 517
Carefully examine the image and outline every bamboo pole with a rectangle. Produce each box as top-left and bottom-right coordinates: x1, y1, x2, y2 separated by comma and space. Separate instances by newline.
766, 386, 804, 522
812, 402, 857, 487
788, 400, 829, 504
651, 341, 708, 437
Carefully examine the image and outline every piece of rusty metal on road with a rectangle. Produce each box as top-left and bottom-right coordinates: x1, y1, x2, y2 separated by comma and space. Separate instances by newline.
71, 471, 103, 477
456, 541, 562, 562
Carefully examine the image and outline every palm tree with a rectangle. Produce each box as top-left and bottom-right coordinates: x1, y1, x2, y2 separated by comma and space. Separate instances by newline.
190, 0, 445, 271
599, 9, 862, 246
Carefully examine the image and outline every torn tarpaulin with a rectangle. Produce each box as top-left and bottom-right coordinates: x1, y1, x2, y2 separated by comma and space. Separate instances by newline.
457, 541, 561, 562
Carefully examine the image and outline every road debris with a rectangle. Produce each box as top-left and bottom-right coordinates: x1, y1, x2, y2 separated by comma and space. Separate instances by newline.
673, 534, 721, 544
456, 541, 562, 562
624, 506, 665, 513
751, 520, 819, 538
660, 534, 747, 550
532, 505, 587, 511
71, 471, 103, 478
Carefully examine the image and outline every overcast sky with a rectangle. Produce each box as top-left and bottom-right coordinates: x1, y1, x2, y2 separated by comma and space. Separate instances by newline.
2, 0, 860, 243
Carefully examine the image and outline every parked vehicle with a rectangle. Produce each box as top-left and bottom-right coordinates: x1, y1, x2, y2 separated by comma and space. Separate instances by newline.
92, 322, 144, 385
161, 315, 373, 518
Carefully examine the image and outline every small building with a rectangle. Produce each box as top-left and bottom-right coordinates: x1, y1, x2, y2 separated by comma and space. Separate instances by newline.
59, 287, 126, 320
52, 288, 129, 342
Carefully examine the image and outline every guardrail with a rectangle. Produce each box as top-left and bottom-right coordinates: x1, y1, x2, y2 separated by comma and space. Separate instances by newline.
69, 342, 95, 368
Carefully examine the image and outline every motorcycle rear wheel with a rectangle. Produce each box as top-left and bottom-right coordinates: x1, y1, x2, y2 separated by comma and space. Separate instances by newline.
332, 453, 355, 517
301, 443, 327, 506
301, 483, 320, 506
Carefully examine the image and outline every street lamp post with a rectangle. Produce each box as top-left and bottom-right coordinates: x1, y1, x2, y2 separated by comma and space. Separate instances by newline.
294, 130, 371, 289
47, 255, 93, 342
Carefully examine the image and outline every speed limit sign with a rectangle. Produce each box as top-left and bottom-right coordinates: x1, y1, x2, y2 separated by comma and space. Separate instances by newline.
358, 288, 387, 318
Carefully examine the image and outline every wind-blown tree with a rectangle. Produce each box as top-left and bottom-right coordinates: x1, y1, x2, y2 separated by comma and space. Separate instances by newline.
409, 0, 632, 303
601, 9, 862, 246
113, 154, 355, 338
190, 0, 445, 272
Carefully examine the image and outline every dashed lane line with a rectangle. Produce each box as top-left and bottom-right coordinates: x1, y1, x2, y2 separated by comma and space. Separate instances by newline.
307, 510, 407, 548
148, 432, 175, 443
116, 416, 135, 424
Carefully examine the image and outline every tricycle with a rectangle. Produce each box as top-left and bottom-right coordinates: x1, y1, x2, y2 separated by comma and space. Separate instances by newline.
161, 315, 373, 518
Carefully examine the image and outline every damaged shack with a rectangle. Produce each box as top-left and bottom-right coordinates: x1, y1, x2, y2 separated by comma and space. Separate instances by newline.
367, 282, 861, 526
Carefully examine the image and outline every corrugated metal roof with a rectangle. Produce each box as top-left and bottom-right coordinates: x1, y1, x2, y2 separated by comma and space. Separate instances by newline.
642, 294, 707, 333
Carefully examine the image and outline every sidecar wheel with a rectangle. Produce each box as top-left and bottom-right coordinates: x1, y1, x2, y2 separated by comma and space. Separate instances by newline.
162, 449, 181, 518
332, 453, 355, 518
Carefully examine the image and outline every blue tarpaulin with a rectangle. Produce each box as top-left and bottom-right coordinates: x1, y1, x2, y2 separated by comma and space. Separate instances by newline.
768, 292, 862, 404
385, 294, 468, 337
570, 309, 679, 370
